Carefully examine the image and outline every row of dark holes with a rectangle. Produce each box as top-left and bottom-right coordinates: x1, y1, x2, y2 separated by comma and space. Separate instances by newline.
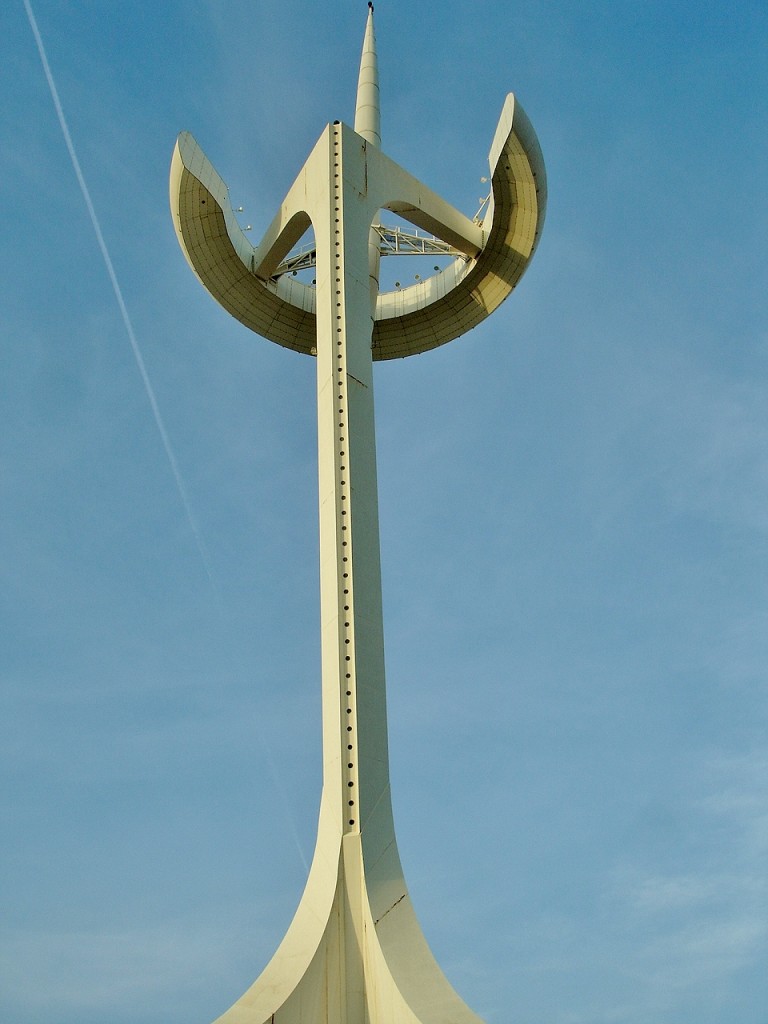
333, 126, 357, 829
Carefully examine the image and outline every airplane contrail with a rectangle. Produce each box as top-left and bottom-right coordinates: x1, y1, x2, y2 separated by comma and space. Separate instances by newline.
22, 0, 220, 603
23, 0, 310, 872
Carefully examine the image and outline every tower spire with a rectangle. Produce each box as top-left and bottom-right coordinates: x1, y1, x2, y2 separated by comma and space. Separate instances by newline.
354, 3, 380, 147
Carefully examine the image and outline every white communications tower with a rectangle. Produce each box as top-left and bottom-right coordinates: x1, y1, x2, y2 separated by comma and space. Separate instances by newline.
170, 7, 546, 1023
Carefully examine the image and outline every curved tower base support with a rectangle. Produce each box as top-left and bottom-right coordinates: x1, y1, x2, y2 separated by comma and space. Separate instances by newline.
213, 803, 483, 1024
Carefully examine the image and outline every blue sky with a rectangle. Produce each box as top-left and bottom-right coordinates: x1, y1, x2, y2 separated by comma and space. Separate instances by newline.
2, 2, 767, 1022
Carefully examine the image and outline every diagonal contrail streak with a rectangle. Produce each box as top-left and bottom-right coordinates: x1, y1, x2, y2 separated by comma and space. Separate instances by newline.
23, 0, 220, 603
23, 0, 311, 872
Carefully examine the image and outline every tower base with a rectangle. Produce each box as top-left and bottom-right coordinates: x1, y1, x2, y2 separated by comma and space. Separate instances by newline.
212, 805, 483, 1024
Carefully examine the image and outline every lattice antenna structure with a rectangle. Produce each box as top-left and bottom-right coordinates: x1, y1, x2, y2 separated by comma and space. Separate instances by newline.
170, 8, 546, 1023
272, 224, 468, 279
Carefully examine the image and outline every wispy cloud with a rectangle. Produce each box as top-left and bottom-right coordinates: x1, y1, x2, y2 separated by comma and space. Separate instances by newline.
0, 917, 262, 1014
602, 749, 768, 1017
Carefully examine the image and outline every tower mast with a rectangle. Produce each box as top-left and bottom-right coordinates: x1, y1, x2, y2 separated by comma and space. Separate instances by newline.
170, 8, 546, 1022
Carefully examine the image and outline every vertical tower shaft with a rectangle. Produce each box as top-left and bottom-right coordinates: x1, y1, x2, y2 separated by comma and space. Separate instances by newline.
209, 113, 483, 1024
315, 122, 389, 840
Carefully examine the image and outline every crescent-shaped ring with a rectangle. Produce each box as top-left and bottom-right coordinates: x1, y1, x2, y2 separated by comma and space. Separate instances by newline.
170, 94, 546, 361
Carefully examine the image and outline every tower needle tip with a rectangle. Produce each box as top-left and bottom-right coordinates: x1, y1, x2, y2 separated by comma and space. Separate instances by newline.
355, 0, 380, 146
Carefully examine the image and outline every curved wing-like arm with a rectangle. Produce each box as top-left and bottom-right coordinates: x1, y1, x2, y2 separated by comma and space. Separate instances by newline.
372, 93, 546, 359
170, 132, 317, 355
